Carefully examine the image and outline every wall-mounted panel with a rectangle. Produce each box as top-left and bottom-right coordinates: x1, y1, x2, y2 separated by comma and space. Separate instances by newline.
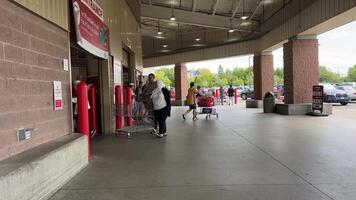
13, 0, 68, 30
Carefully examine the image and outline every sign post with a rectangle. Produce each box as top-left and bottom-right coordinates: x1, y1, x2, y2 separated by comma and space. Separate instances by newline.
312, 85, 324, 113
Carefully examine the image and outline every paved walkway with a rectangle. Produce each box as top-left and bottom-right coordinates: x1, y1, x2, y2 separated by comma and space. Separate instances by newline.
50, 104, 356, 200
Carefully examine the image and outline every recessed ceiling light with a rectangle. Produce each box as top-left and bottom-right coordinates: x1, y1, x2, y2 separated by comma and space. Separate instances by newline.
241, 16, 249, 20
192, 44, 205, 47
154, 35, 165, 39
240, 21, 251, 26
163, 44, 168, 48
195, 38, 201, 41
170, 7, 176, 21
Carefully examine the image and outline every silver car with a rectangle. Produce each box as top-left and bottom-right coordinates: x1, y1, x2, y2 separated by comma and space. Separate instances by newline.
336, 85, 356, 101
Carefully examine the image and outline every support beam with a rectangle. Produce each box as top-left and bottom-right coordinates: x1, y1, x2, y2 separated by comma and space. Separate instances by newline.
253, 52, 274, 100
250, 0, 263, 20
231, 0, 241, 19
141, 4, 246, 30
192, 0, 197, 12
212, 0, 220, 15
283, 37, 319, 104
174, 64, 188, 106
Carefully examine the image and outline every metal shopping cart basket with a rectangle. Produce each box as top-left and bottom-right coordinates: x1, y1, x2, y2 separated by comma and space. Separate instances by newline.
197, 96, 219, 120
115, 100, 155, 137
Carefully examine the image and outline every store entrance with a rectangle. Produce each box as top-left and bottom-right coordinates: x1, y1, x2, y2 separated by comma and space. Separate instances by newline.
71, 44, 104, 135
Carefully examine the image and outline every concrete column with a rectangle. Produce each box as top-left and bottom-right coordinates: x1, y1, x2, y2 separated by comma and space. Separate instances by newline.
253, 52, 274, 100
283, 36, 319, 104
174, 63, 188, 106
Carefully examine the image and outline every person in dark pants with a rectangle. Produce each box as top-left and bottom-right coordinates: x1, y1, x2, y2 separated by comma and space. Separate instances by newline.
142, 73, 158, 134
227, 85, 235, 106
151, 80, 168, 138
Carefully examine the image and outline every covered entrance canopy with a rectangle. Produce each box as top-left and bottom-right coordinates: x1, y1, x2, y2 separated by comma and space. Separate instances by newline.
140, 0, 356, 107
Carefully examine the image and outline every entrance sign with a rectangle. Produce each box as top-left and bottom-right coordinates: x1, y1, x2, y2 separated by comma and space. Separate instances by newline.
312, 85, 323, 112
53, 81, 63, 110
72, 0, 109, 59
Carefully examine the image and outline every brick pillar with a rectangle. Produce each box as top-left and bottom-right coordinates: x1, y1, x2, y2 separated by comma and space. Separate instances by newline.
253, 52, 274, 100
174, 63, 188, 106
283, 37, 319, 104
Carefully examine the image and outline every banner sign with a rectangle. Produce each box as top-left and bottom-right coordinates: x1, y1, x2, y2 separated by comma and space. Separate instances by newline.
312, 85, 324, 112
72, 0, 109, 59
53, 81, 63, 111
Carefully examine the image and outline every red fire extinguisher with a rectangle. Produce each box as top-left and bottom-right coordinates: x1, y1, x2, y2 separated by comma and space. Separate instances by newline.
77, 81, 90, 160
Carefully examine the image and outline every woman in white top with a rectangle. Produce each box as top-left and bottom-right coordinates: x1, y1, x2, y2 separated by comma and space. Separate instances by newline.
151, 80, 168, 138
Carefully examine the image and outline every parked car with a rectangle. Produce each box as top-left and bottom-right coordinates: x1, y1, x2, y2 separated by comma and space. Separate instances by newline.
336, 85, 356, 101
237, 86, 250, 96
321, 83, 350, 105
240, 88, 254, 100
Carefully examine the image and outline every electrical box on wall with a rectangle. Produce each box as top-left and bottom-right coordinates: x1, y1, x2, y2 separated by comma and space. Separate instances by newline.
17, 128, 31, 141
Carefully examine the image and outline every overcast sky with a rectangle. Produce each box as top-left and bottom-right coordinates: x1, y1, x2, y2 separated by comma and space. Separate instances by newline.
144, 20, 356, 76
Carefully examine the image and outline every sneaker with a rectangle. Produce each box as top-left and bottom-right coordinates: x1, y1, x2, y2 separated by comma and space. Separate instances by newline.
163, 133, 167, 136
156, 133, 164, 138
182, 114, 186, 120
193, 116, 198, 121
151, 128, 157, 135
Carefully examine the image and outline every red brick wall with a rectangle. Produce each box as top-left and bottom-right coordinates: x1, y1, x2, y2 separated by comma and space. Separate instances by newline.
0, 1, 71, 161
174, 64, 188, 103
253, 54, 274, 100
283, 39, 319, 104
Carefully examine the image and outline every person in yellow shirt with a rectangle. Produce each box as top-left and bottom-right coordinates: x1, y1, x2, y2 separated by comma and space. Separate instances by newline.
183, 82, 198, 120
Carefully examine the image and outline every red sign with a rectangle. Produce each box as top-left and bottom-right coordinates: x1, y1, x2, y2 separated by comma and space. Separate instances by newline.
53, 81, 63, 111
72, 0, 109, 59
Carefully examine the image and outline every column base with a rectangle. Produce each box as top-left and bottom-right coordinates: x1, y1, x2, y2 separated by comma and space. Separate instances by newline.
276, 103, 333, 115
246, 100, 263, 108
172, 99, 186, 106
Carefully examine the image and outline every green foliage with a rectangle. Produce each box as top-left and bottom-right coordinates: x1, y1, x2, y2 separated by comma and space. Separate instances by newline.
155, 68, 175, 87
195, 69, 215, 88
346, 65, 356, 82
274, 68, 284, 84
153, 64, 356, 88
232, 67, 253, 86
319, 66, 342, 83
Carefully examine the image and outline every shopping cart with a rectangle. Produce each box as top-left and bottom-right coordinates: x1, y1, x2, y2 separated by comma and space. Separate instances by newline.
196, 96, 219, 119
115, 100, 155, 137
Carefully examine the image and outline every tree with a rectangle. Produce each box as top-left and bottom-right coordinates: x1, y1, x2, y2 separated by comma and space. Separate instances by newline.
347, 65, 356, 82
195, 68, 214, 87
232, 67, 253, 86
155, 68, 175, 87
155, 70, 171, 87
319, 66, 342, 83
274, 68, 284, 84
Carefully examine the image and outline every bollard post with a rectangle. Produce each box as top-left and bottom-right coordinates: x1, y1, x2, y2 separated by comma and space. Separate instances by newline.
124, 86, 133, 126
115, 85, 123, 129
77, 81, 90, 160
234, 88, 238, 104
88, 85, 97, 134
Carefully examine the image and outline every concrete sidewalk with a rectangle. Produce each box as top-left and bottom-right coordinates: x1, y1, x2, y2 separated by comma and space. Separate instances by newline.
50, 105, 356, 200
